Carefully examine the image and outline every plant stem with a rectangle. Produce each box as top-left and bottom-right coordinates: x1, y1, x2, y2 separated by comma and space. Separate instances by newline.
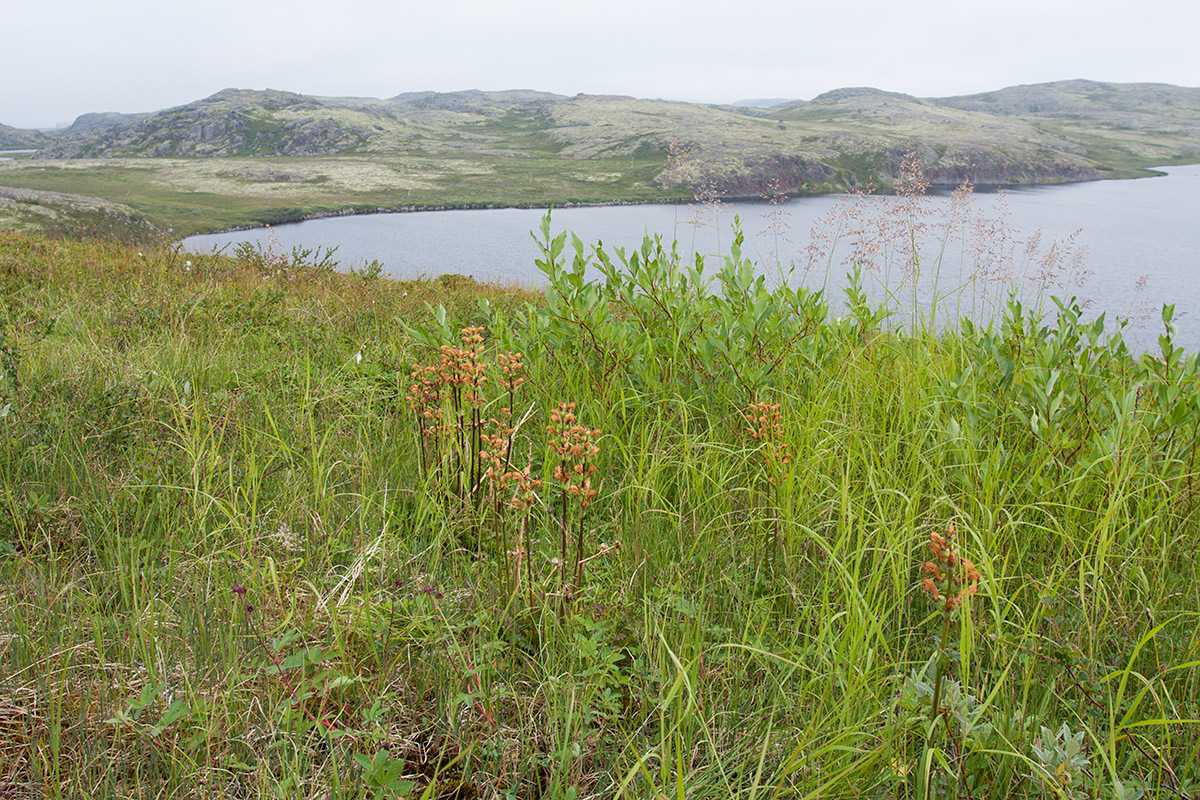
930, 610, 953, 722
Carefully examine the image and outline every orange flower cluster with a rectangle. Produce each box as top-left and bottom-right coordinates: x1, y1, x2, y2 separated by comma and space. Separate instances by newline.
480, 415, 543, 508
480, 420, 514, 483
508, 466, 542, 511
407, 364, 444, 434
547, 402, 601, 508
920, 523, 981, 612
407, 327, 489, 423
433, 326, 488, 404
745, 402, 791, 484
497, 351, 525, 392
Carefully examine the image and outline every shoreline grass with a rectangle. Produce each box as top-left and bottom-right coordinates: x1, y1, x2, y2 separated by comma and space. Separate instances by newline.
0, 154, 689, 238
1, 222, 1198, 799
2, 151, 1195, 240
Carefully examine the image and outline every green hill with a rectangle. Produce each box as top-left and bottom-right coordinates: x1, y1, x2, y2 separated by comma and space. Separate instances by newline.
2, 80, 1197, 234
931, 79, 1200, 176
0, 123, 50, 149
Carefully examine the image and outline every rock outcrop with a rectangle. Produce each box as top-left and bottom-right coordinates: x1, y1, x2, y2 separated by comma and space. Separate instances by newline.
20, 81, 1200, 194
36, 90, 373, 158
0, 124, 49, 149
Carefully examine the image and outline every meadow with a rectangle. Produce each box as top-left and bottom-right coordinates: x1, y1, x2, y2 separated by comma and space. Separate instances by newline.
6, 80, 1199, 241
0, 187, 1198, 799
0, 151, 680, 238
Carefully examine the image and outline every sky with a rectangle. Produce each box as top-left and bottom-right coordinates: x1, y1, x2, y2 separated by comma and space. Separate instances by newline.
3, 0, 1199, 129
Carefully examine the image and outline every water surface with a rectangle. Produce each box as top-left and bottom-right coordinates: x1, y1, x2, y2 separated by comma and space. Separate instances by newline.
186, 166, 1200, 350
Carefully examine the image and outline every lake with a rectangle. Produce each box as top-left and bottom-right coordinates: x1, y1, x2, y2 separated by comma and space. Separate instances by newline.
185, 165, 1200, 350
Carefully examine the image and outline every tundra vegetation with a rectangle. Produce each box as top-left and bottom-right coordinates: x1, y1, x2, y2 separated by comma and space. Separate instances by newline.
2, 80, 1199, 236
0, 168, 1199, 799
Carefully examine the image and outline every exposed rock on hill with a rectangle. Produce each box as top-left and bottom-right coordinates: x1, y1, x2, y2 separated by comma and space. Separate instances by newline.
62, 112, 151, 136
0, 185, 163, 240
15, 81, 1200, 195
933, 79, 1200, 119
37, 89, 376, 158
0, 124, 49, 149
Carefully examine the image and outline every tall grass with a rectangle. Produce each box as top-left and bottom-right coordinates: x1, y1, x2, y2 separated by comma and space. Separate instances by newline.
0, 217, 1197, 800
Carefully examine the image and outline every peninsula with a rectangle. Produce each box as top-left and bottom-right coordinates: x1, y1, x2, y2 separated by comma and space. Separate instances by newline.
1, 79, 1197, 237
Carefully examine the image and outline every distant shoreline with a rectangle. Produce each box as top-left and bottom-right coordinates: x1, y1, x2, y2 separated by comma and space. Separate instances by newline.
176, 197, 681, 240
174, 174, 1138, 241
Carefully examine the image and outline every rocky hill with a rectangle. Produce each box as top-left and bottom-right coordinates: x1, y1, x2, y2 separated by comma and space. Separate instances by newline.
14, 81, 1200, 198
36, 90, 379, 158
932, 79, 1200, 118
60, 111, 152, 136
768, 87, 1103, 186
0, 124, 50, 149
930, 80, 1200, 175
0, 185, 163, 241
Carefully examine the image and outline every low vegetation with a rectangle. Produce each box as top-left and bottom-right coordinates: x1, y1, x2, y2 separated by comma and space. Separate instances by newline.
0, 151, 679, 238
2, 80, 1198, 236
0, 183, 1198, 798
0, 186, 164, 243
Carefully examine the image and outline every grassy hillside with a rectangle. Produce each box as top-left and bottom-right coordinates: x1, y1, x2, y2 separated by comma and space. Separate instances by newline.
2, 81, 1197, 236
0, 151, 679, 237
0, 124, 49, 149
1, 211, 1198, 796
0, 185, 163, 242
933, 80, 1200, 178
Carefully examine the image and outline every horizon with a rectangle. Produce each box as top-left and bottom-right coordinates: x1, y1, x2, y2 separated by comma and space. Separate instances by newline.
4, 0, 1198, 129
10, 76, 1200, 132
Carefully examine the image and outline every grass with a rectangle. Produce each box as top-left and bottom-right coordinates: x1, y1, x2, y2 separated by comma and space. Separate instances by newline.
0, 209, 1198, 799
0, 153, 684, 237
0, 187, 163, 242
3, 84, 1197, 240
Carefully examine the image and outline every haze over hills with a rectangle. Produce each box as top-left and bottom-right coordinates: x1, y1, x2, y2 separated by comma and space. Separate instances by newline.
731, 98, 800, 109
0, 123, 51, 149
59, 111, 153, 136
1, 80, 1197, 237
9, 79, 1197, 199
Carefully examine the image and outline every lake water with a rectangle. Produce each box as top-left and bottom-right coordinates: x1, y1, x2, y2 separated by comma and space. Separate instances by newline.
185, 165, 1200, 350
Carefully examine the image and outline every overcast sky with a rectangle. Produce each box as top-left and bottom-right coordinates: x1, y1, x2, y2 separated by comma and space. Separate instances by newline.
3, 0, 1198, 129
